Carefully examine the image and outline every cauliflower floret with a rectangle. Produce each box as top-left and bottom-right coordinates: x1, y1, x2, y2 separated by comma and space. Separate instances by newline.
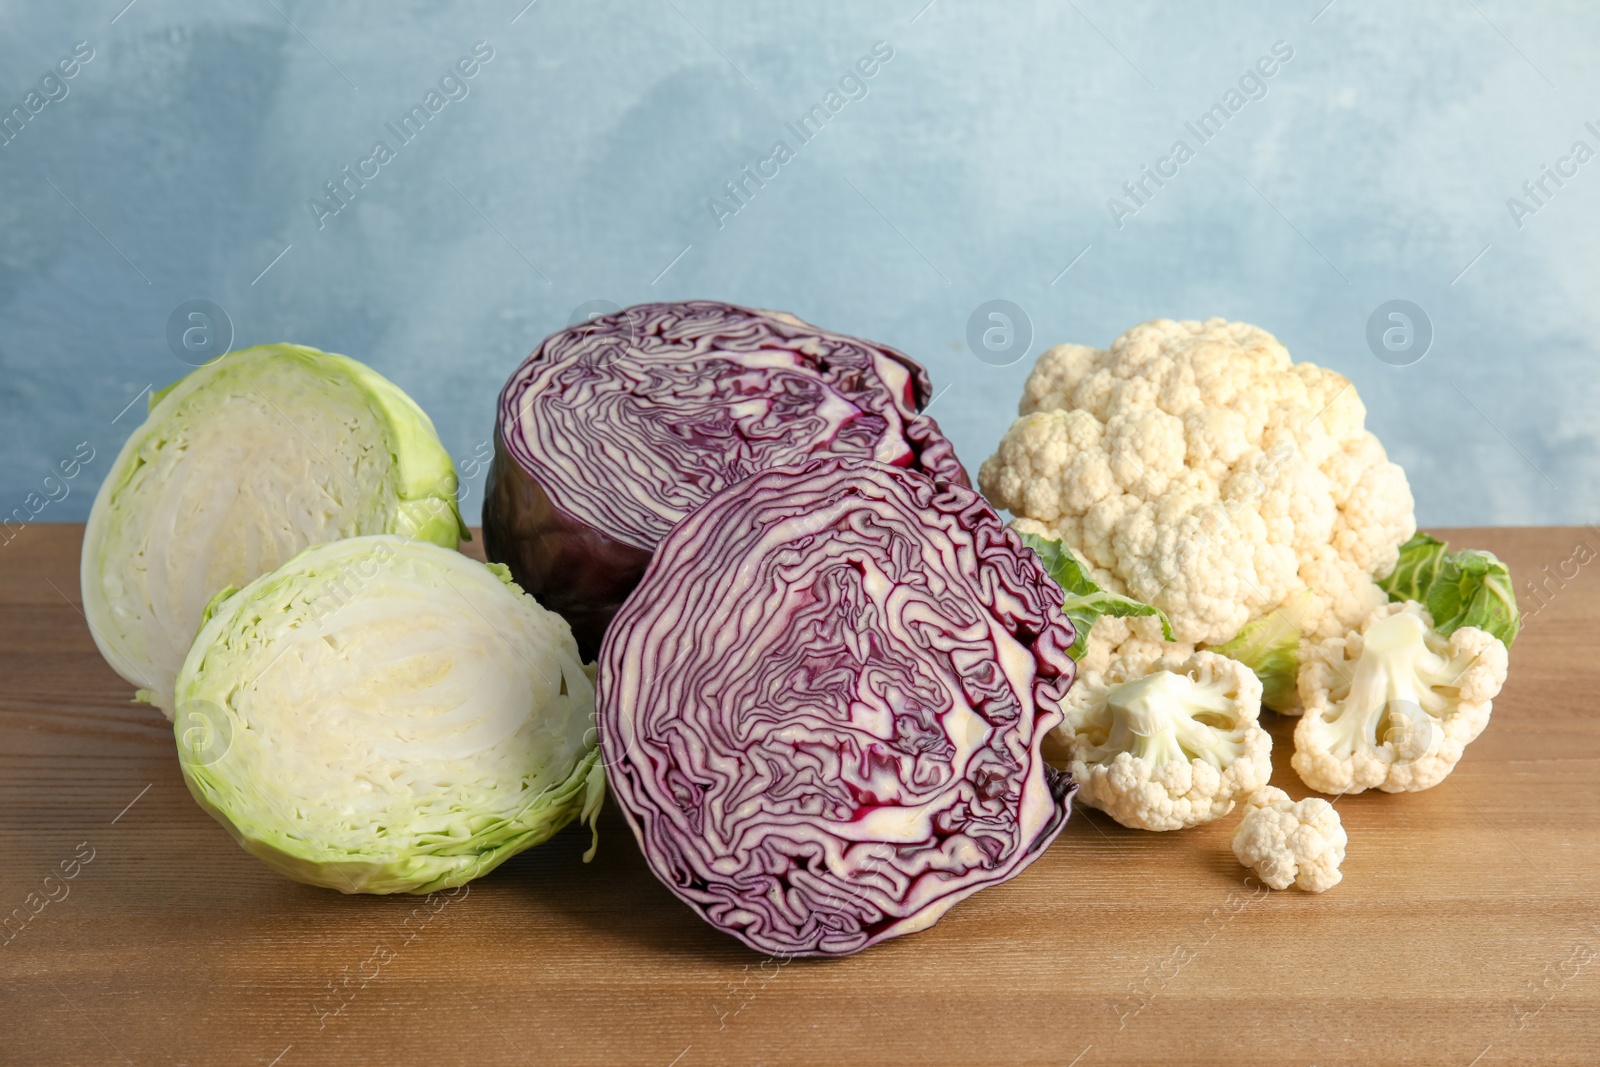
1292, 602, 1509, 794
1231, 786, 1347, 892
1294, 543, 1392, 644
1056, 651, 1271, 831
1073, 613, 1195, 678
980, 318, 1416, 649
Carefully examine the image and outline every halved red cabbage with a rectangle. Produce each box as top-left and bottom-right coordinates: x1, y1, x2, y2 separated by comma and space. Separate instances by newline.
484, 301, 969, 654
596, 458, 1076, 957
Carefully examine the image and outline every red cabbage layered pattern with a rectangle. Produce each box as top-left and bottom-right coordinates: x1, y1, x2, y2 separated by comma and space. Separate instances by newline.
597, 458, 1076, 957
484, 301, 969, 655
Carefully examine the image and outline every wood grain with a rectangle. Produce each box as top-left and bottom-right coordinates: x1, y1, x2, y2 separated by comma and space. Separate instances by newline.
2, 524, 1596, 1066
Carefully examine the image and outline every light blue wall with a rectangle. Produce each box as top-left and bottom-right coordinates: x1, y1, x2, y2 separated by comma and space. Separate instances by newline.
3, 0, 1595, 526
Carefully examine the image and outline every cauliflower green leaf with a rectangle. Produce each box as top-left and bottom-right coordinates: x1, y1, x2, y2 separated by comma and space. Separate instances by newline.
1212, 589, 1313, 712
1378, 532, 1520, 647
1022, 532, 1174, 660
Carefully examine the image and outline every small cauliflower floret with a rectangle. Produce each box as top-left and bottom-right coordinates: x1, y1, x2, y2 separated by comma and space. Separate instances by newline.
980, 318, 1416, 650
1231, 786, 1346, 892
1292, 602, 1508, 795
1058, 651, 1271, 831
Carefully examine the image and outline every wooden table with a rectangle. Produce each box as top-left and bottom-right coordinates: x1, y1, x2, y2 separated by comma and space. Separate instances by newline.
3, 525, 1596, 1066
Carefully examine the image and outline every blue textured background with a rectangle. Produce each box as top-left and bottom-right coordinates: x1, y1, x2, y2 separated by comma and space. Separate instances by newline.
2, 0, 1594, 526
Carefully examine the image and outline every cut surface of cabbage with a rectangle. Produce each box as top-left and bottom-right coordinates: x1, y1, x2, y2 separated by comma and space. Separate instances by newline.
175, 536, 601, 894
81, 344, 464, 716
597, 458, 1075, 956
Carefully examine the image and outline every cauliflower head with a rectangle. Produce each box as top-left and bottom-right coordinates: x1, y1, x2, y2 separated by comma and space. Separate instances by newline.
1231, 785, 1347, 892
1057, 650, 1271, 831
981, 318, 1416, 654
1292, 601, 1509, 795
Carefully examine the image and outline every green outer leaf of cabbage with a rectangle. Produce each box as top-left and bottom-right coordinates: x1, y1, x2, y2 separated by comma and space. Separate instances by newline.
81, 344, 468, 715
1377, 531, 1520, 647
175, 537, 604, 895
1020, 532, 1175, 660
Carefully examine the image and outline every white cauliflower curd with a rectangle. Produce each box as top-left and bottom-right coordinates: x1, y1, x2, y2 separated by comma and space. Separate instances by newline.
1057, 650, 1272, 831
980, 318, 1416, 687
1231, 786, 1347, 892
1292, 601, 1509, 795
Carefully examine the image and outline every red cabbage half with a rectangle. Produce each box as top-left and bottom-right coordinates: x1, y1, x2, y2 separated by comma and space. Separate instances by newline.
596, 458, 1076, 957
484, 301, 969, 655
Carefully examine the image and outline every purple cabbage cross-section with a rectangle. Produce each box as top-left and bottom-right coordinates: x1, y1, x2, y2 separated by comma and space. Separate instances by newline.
484, 301, 970, 656
596, 458, 1077, 957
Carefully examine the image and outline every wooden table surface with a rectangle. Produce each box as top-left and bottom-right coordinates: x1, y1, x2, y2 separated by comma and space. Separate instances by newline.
2, 524, 1596, 1067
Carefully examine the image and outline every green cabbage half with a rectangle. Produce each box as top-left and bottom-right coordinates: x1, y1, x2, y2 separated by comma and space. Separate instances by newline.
81, 344, 467, 716
174, 536, 604, 894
